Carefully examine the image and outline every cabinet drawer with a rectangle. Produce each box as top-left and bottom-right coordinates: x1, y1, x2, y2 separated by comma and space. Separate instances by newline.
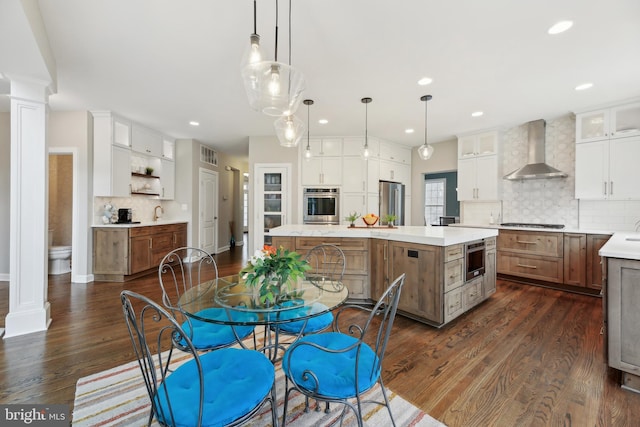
463, 277, 484, 309
497, 253, 564, 283
497, 230, 562, 257
344, 251, 368, 275
444, 244, 464, 262
444, 258, 464, 292
130, 224, 179, 238
444, 287, 464, 323
295, 237, 367, 252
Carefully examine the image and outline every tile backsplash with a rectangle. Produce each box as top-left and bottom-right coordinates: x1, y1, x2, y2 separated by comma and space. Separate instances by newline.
461, 114, 640, 231
94, 197, 179, 224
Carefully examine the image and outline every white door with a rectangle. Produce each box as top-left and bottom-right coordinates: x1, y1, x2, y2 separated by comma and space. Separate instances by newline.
199, 168, 218, 254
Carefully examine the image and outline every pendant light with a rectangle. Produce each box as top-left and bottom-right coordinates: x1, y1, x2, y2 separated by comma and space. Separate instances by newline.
418, 95, 434, 160
241, 0, 305, 117
361, 97, 372, 159
303, 99, 314, 160
240, 0, 266, 72
274, 114, 305, 147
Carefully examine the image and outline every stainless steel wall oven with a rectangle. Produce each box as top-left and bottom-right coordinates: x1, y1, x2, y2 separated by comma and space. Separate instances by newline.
465, 239, 486, 281
303, 188, 340, 224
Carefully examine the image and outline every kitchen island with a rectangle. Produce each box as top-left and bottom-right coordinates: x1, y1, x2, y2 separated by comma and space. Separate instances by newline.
599, 232, 640, 394
269, 225, 498, 327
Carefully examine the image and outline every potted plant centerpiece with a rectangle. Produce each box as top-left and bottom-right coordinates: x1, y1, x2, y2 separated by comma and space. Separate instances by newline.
382, 214, 398, 227
240, 245, 310, 306
345, 211, 360, 227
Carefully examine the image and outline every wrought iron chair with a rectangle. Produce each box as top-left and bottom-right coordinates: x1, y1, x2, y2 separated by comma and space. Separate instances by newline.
158, 247, 256, 353
275, 244, 346, 336
120, 290, 278, 427
281, 273, 406, 427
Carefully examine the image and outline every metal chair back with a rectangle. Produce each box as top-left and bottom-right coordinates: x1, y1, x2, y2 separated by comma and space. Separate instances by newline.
304, 243, 346, 292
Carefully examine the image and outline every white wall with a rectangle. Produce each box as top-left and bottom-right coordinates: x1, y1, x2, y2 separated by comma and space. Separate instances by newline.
0, 113, 10, 279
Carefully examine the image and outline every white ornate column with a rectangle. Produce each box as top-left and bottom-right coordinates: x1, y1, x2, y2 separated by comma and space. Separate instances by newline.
4, 77, 51, 338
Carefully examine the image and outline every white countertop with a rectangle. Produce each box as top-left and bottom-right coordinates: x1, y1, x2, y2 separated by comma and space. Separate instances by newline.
599, 232, 640, 260
91, 219, 188, 228
269, 224, 498, 246
450, 223, 614, 235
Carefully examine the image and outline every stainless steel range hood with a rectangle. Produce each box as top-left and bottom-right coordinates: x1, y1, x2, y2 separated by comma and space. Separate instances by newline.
503, 119, 568, 180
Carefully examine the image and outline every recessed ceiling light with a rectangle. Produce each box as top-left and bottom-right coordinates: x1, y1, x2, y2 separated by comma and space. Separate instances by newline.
548, 20, 573, 35
318, 119, 328, 124
575, 82, 593, 91
405, 128, 414, 134
471, 111, 484, 117
189, 121, 200, 126
418, 77, 433, 86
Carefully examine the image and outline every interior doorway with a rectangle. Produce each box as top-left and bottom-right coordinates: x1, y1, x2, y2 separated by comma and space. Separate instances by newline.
199, 168, 218, 254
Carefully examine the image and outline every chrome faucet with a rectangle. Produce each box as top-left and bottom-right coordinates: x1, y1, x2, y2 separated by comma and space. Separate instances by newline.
153, 205, 164, 221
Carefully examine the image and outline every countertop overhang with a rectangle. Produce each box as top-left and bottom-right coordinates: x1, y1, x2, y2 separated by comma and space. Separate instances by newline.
269, 225, 498, 246
92, 220, 188, 228
599, 232, 640, 260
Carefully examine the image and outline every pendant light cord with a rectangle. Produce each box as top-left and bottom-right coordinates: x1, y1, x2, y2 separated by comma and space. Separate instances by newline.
253, 0, 257, 34
274, 0, 279, 62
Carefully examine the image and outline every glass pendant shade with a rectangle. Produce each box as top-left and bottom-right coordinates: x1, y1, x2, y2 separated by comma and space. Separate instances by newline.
418, 143, 434, 160
419, 94, 434, 160
241, 34, 266, 69
242, 60, 306, 117
274, 114, 305, 147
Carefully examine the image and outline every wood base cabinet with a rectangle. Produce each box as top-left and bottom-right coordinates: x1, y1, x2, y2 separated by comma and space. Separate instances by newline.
606, 257, 640, 392
271, 236, 371, 300
93, 222, 187, 282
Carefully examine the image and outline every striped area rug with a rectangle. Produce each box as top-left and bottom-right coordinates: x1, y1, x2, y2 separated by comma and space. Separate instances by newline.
72, 349, 446, 426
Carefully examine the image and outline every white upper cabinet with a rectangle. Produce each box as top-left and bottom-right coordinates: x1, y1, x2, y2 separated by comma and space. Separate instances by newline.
575, 136, 640, 200
132, 124, 162, 157
379, 140, 411, 164
457, 131, 500, 201
92, 111, 132, 197
576, 102, 640, 143
113, 116, 131, 147
162, 137, 175, 160
306, 138, 342, 157
458, 131, 498, 158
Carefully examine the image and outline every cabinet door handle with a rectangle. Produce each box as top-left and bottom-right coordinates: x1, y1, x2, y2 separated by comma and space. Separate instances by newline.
610, 181, 613, 195
149, 238, 153, 249
516, 240, 537, 245
516, 263, 537, 269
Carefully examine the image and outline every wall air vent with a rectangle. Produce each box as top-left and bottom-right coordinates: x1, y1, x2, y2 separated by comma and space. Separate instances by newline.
200, 145, 218, 166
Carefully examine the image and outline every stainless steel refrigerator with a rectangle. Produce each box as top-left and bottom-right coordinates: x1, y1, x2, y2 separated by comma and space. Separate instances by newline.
379, 181, 405, 225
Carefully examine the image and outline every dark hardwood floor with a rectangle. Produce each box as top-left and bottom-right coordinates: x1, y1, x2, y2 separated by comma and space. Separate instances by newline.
1, 240, 639, 426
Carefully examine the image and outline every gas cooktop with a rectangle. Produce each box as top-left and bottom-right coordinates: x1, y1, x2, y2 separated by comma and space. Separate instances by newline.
500, 222, 565, 229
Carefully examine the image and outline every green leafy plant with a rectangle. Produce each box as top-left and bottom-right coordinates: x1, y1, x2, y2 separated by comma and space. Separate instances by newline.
345, 211, 360, 224
382, 214, 397, 225
145, 167, 154, 175
239, 245, 311, 305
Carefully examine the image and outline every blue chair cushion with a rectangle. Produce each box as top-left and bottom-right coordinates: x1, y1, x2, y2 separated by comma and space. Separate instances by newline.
282, 332, 380, 399
154, 348, 274, 427
276, 302, 333, 334
180, 308, 257, 350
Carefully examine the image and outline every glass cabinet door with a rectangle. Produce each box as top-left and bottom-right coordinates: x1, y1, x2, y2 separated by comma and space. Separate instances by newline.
254, 165, 290, 253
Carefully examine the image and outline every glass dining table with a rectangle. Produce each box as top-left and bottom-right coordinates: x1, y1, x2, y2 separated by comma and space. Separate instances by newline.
177, 274, 349, 362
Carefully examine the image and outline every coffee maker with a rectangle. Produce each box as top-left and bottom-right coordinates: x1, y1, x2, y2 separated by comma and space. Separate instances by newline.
117, 208, 133, 223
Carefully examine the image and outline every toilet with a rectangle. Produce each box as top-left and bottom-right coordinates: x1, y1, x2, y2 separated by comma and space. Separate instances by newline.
48, 230, 72, 275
